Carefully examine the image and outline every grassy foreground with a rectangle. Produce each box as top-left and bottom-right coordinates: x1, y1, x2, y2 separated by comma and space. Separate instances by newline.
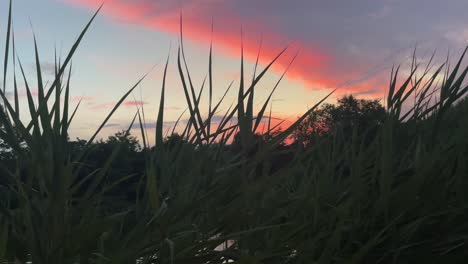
2, 2, 468, 263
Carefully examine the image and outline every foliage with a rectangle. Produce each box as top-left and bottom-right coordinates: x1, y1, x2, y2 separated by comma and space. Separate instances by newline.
293, 95, 386, 146
2, 1, 468, 263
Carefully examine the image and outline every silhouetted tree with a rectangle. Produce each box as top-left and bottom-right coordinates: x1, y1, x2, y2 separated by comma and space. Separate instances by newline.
163, 133, 188, 150
293, 95, 386, 146
72, 130, 144, 201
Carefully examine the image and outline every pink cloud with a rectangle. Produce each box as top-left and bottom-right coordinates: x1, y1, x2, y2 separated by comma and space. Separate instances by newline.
64, 0, 395, 97
89, 102, 116, 110
70, 95, 95, 102
123, 101, 148, 107
64, 1, 332, 83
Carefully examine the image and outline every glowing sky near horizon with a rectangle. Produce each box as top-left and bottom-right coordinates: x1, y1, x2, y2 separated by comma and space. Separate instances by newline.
1, 0, 467, 142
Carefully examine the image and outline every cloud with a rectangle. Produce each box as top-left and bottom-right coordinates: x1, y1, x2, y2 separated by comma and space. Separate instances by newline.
63, 0, 341, 90
369, 4, 392, 19
123, 101, 148, 107
103, 123, 121, 128
64, 0, 468, 96
164, 106, 182, 111
89, 102, 116, 110
131, 121, 178, 130
30, 61, 56, 76
443, 27, 468, 46
88, 100, 147, 110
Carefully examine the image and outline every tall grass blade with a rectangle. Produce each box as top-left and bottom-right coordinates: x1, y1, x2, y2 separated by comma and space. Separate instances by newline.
273, 89, 335, 143
2, 0, 12, 96
156, 54, 170, 147
177, 47, 202, 144
237, 29, 247, 144
254, 50, 298, 132
87, 74, 147, 146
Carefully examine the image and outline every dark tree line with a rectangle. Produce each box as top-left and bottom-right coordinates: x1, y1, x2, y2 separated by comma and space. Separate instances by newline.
0, 95, 399, 176
0, 94, 453, 198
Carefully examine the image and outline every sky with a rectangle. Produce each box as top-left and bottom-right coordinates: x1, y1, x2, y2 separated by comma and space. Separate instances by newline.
1, 0, 468, 142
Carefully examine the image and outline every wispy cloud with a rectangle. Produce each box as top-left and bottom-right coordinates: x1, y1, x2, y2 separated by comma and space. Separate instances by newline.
123, 101, 148, 107
164, 106, 182, 111
103, 123, 121, 128
27, 61, 57, 76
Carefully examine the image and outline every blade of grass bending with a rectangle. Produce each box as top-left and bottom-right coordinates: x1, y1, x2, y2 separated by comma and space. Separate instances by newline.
53, 47, 61, 133
67, 98, 82, 127
0, 98, 20, 150
0, 81, 26, 138
209, 102, 234, 143
252, 34, 263, 84
400, 69, 427, 104
61, 63, 72, 139
83, 111, 138, 199
33, 33, 52, 133
201, 80, 234, 135
213, 123, 239, 143
180, 15, 207, 139
245, 34, 263, 134
156, 54, 170, 147
23, 4, 102, 134
17, 57, 36, 117
137, 109, 147, 149
447, 51, 468, 96
418, 64, 445, 101
441, 66, 468, 111
273, 89, 335, 144
413, 50, 437, 104
217, 102, 238, 136
392, 66, 418, 104
223, 125, 238, 145
268, 118, 285, 134
193, 75, 208, 139
170, 108, 187, 136
218, 47, 288, 132
254, 50, 298, 132
409, 47, 417, 87
87, 73, 147, 146
195, 75, 207, 108
182, 118, 192, 141
177, 47, 202, 144
395, 72, 427, 119
237, 28, 247, 139
140, 90, 150, 145
44, 4, 102, 102
390, 67, 418, 116
2, 0, 12, 96
442, 46, 468, 99
387, 66, 398, 108
247, 46, 288, 95
17, 58, 40, 139
12, 26, 19, 117
267, 102, 272, 137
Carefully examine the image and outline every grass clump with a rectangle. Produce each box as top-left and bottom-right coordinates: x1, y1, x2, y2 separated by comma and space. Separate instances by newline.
2, 1, 468, 263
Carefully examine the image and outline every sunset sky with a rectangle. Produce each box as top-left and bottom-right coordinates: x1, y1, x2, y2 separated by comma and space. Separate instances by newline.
1, 0, 468, 141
